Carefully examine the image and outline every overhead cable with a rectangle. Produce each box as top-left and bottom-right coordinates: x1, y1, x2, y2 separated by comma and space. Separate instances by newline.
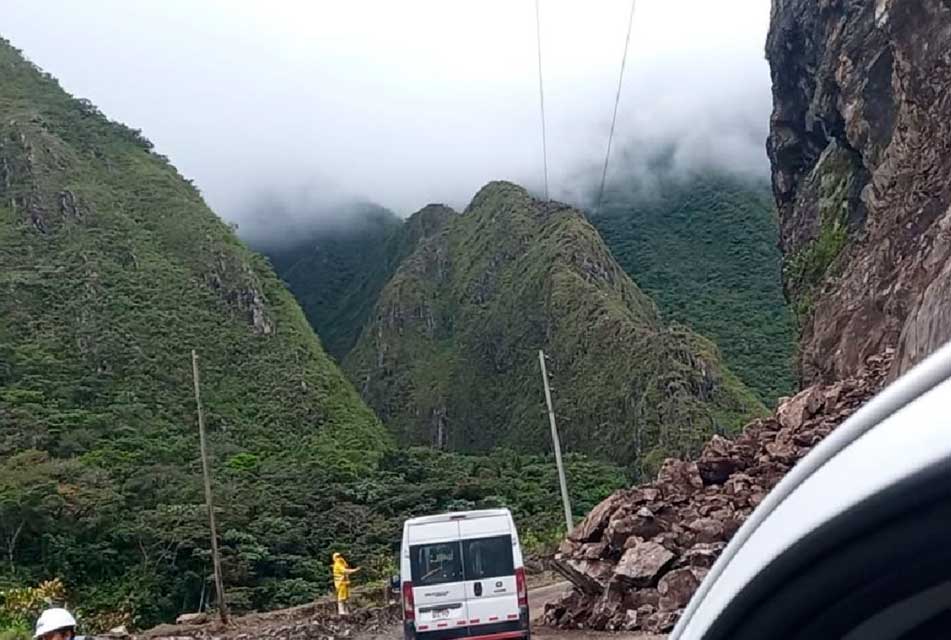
595, 0, 637, 215
535, 0, 550, 201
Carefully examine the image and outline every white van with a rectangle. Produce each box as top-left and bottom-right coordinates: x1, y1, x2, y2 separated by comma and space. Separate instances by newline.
400, 508, 530, 640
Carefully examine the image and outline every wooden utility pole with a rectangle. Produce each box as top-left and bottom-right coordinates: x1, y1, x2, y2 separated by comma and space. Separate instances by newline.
191, 350, 229, 624
538, 350, 573, 534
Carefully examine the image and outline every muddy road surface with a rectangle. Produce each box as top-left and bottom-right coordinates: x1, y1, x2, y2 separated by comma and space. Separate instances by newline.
142, 581, 665, 640
357, 581, 665, 640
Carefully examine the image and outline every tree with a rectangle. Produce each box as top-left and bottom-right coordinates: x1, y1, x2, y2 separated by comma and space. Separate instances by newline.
0, 451, 63, 573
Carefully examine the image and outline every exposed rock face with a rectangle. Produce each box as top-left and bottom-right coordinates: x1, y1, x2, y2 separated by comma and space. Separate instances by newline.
544, 352, 892, 632
767, 0, 951, 383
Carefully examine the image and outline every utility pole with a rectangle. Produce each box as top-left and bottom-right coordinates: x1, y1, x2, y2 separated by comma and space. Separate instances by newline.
191, 350, 229, 625
538, 350, 573, 534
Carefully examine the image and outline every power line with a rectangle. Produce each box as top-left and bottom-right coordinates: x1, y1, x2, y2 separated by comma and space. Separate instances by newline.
535, 0, 550, 201
595, 0, 637, 215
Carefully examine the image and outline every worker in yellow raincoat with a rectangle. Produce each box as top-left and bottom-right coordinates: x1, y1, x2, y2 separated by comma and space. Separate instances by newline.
332, 552, 360, 615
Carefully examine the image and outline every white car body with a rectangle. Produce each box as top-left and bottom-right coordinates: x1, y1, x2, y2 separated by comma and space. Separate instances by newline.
400, 508, 531, 640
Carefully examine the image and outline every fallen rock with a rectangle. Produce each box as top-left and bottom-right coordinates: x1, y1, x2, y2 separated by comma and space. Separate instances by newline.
614, 541, 675, 586
658, 567, 701, 612
656, 459, 703, 499
687, 517, 725, 544
551, 557, 614, 594
683, 542, 726, 568
776, 385, 823, 430
622, 608, 640, 631
643, 610, 680, 633
543, 352, 892, 631
568, 492, 625, 542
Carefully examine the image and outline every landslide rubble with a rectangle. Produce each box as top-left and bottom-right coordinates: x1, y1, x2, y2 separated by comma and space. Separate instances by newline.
543, 352, 893, 635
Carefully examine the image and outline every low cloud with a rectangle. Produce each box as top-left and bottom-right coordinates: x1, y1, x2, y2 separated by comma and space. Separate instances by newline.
4, 0, 772, 244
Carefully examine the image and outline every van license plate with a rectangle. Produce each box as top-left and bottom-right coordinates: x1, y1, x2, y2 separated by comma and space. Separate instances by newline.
432, 608, 451, 620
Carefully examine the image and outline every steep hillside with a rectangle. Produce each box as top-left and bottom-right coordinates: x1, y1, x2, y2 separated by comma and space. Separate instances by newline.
260, 204, 400, 359
346, 182, 764, 472
0, 41, 630, 630
592, 172, 795, 404
767, 0, 951, 383
0, 39, 392, 624
263, 203, 451, 360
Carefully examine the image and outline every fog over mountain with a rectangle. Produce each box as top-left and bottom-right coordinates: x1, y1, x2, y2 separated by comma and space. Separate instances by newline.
5, 0, 771, 243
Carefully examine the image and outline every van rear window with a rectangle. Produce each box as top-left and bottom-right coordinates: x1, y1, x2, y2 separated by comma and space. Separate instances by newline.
463, 535, 514, 580
410, 541, 464, 586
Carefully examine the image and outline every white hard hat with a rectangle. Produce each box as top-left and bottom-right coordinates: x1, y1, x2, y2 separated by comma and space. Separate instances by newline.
34, 607, 76, 638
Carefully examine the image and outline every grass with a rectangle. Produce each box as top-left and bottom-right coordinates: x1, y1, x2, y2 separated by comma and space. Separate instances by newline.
783, 143, 859, 324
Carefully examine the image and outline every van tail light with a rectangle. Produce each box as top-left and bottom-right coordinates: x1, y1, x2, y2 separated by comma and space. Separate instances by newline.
515, 568, 528, 607
402, 581, 415, 620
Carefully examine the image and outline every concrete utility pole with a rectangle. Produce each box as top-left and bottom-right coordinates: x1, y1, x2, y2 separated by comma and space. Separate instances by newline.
191, 350, 229, 625
538, 350, 573, 534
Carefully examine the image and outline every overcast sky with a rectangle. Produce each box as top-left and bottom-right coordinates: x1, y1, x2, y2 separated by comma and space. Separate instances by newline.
4, 1, 772, 241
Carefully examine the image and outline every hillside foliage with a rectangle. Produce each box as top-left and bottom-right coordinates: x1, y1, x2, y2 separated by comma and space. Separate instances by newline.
0, 39, 627, 629
263, 204, 451, 361
346, 182, 765, 472
591, 173, 796, 404
261, 205, 402, 360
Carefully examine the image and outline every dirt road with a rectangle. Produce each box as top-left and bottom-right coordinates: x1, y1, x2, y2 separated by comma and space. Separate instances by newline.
356, 581, 665, 640
142, 581, 665, 640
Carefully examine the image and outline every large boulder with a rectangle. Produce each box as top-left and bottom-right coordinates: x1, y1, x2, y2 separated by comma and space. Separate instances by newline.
656, 460, 704, 500
658, 567, 702, 612
568, 491, 625, 542
614, 541, 675, 587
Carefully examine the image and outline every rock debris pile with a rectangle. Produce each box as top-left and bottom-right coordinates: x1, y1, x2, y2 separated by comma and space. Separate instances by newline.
543, 352, 893, 635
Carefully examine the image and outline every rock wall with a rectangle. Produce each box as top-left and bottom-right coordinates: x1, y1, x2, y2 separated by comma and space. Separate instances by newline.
542, 352, 892, 634
767, 0, 951, 383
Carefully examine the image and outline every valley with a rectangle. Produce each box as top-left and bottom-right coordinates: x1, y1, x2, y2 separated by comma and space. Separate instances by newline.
4, 0, 951, 635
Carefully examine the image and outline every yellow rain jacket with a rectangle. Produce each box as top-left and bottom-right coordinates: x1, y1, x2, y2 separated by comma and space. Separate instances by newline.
332, 553, 351, 602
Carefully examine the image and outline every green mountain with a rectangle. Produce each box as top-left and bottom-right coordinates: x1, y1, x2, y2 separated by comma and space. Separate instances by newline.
261, 203, 401, 359
345, 182, 765, 471
262, 203, 450, 360
591, 172, 796, 404
0, 41, 627, 630
0, 37, 394, 623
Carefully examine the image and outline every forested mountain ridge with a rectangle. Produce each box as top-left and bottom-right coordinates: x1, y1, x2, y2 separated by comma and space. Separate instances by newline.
591, 171, 795, 404
0, 40, 628, 629
0, 37, 389, 622
261, 203, 452, 360
345, 181, 765, 470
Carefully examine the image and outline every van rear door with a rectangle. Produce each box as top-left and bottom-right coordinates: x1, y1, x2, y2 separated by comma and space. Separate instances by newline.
459, 517, 520, 630
408, 520, 469, 634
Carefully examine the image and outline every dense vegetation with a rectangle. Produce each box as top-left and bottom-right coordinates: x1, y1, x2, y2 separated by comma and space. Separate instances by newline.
0, 36, 384, 627
346, 182, 765, 471
0, 446, 625, 633
261, 205, 402, 360
591, 172, 796, 404
0, 39, 627, 632
262, 204, 450, 361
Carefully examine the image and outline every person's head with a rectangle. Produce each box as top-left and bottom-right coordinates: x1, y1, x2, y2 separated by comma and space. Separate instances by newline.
34, 608, 76, 640
333, 552, 342, 562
